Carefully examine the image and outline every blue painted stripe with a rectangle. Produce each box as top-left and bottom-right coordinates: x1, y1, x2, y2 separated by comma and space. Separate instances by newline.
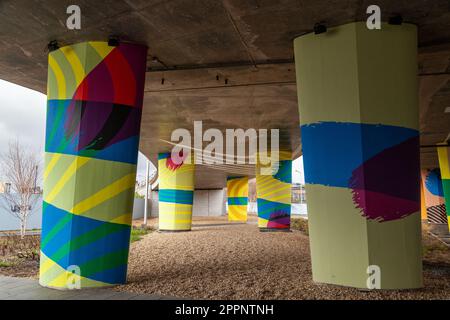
40, 202, 131, 284
66, 228, 130, 268
257, 198, 291, 220
159, 189, 194, 204
228, 197, 248, 205
273, 160, 292, 183
92, 135, 140, 165
301, 122, 418, 188
88, 264, 128, 284
158, 152, 170, 160
41, 202, 105, 251
45, 100, 140, 164
425, 169, 445, 197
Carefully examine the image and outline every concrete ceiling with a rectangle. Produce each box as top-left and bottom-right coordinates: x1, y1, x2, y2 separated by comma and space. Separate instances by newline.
0, 0, 449, 187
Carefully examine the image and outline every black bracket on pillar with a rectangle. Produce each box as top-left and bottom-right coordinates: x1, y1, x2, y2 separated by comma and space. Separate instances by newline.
47, 40, 59, 52
108, 36, 120, 47
388, 14, 403, 25
313, 23, 327, 35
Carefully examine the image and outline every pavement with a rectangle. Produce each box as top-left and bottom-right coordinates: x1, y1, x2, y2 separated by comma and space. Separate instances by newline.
429, 223, 450, 247
0, 276, 179, 300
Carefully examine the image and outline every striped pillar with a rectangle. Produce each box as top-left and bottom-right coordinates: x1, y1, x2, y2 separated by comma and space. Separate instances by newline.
256, 151, 292, 230
158, 152, 195, 231
437, 146, 450, 231
39, 42, 147, 289
420, 169, 448, 224
294, 22, 422, 288
227, 176, 248, 222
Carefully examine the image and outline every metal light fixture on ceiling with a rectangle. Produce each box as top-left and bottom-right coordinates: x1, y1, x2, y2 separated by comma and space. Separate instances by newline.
313, 23, 327, 35
388, 14, 403, 25
47, 40, 59, 52
108, 36, 119, 47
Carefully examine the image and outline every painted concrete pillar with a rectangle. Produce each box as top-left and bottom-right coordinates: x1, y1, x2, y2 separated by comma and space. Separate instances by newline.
158, 152, 195, 231
40, 42, 147, 289
437, 146, 450, 231
256, 151, 292, 230
227, 176, 248, 222
420, 181, 427, 221
294, 22, 422, 289
421, 169, 448, 224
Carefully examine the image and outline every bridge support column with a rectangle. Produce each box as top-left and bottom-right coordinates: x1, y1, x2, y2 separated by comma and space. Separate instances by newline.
256, 152, 292, 231
39, 41, 147, 289
420, 169, 448, 224
294, 22, 422, 289
227, 176, 248, 222
437, 146, 450, 231
158, 152, 195, 231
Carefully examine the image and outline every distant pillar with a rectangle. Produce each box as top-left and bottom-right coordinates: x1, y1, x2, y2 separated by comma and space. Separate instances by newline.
227, 176, 248, 222
40, 41, 147, 289
294, 22, 422, 289
256, 151, 292, 230
437, 146, 450, 231
420, 169, 448, 224
158, 152, 195, 231
144, 159, 150, 226
420, 181, 427, 221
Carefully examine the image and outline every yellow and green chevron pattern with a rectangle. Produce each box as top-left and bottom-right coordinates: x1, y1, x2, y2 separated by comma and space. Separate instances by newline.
227, 176, 248, 222
158, 152, 195, 231
39, 41, 147, 289
256, 151, 292, 229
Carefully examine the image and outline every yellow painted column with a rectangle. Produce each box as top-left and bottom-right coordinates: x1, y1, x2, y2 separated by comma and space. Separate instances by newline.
158, 152, 195, 231
227, 176, 248, 222
437, 146, 450, 231
421, 168, 447, 224
256, 151, 292, 230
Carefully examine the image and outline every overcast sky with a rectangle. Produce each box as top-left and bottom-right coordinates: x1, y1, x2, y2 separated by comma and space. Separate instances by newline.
0, 79, 304, 185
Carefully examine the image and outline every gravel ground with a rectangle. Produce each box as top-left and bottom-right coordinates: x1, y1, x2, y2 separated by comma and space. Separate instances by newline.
118, 215, 450, 300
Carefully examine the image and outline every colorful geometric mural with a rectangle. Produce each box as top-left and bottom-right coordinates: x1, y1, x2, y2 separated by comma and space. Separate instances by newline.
301, 122, 420, 222
40, 42, 147, 289
421, 169, 448, 224
294, 22, 422, 289
256, 151, 292, 230
437, 146, 450, 230
227, 176, 248, 222
158, 151, 195, 231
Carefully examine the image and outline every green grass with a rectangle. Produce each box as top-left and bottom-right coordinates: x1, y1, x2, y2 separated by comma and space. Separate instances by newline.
291, 218, 309, 235
130, 228, 150, 243
0, 260, 13, 268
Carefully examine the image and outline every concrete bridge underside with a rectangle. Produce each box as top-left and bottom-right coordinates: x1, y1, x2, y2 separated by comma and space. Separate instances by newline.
0, 0, 449, 187
0, 0, 449, 290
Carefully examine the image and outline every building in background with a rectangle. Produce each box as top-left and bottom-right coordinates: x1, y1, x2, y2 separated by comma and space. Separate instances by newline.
0, 182, 11, 194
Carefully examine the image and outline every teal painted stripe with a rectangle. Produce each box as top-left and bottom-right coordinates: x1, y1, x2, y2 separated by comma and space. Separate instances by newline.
227, 176, 244, 181
228, 197, 248, 205
159, 189, 194, 204
158, 152, 170, 160
442, 179, 450, 219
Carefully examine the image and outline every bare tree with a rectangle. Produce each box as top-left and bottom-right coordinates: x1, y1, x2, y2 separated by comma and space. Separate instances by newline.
0, 140, 41, 238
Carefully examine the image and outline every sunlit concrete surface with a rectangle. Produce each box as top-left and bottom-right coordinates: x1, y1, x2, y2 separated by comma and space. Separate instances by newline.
0, 275, 179, 300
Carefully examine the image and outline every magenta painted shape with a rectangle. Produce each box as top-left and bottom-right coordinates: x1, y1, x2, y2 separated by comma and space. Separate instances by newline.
349, 136, 420, 222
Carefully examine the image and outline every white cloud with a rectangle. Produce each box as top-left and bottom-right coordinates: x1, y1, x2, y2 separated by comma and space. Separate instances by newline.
0, 79, 46, 155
